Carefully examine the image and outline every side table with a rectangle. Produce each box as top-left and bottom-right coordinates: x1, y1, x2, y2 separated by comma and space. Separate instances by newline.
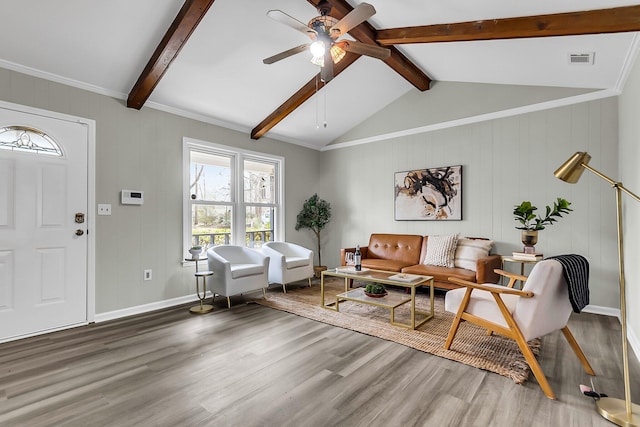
501, 256, 540, 287
186, 257, 214, 314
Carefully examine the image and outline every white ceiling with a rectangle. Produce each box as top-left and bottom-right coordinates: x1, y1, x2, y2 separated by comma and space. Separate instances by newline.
1, 0, 639, 149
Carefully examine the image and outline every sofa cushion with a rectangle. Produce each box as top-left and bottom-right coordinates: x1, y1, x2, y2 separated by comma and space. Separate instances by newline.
361, 258, 414, 272
367, 234, 423, 265
423, 234, 458, 268
454, 238, 494, 272
402, 263, 476, 284
230, 263, 264, 279
285, 256, 309, 269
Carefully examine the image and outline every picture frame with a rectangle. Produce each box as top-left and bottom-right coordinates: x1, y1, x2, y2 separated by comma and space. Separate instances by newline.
394, 165, 462, 220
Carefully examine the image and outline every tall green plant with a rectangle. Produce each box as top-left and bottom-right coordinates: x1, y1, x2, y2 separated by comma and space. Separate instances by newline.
295, 194, 331, 266
513, 197, 572, 231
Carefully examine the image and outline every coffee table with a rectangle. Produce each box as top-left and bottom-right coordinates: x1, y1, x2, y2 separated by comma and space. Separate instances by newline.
320, 268, 434, 330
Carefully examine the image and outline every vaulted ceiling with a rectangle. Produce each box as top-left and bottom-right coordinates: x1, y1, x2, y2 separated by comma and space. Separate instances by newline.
1, 1, 639, 149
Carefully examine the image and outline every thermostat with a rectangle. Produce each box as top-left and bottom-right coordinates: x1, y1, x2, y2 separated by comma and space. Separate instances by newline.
121, 189, 144, 205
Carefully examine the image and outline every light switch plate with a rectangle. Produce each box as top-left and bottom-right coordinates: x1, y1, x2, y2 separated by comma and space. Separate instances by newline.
98, 204, 112, 215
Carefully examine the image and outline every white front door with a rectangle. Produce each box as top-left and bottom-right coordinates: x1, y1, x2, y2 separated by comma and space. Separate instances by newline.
0, 107, 88, 341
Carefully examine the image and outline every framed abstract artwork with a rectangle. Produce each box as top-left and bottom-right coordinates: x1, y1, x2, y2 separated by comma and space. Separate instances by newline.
394, 165, 462, 220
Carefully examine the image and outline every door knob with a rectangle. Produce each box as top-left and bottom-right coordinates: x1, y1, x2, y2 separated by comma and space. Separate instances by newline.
75, 229, 84, 236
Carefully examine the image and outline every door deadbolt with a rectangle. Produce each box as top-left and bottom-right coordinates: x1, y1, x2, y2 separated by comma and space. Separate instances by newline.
75, 229, 84, 236
75, 213, 85, 223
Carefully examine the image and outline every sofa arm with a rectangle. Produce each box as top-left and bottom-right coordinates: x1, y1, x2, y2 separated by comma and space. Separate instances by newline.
476, 254, 502, 284
340, 246, 369, 266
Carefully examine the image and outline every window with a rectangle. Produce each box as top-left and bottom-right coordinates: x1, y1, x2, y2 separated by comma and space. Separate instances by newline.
0, 126, 63, 156
183, 138, 283, 255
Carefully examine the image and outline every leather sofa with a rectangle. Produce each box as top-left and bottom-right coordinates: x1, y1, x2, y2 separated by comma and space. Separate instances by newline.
340, 233, 501, 290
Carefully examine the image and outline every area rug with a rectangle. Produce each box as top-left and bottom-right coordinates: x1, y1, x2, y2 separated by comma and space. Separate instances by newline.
257, 278, 540, 384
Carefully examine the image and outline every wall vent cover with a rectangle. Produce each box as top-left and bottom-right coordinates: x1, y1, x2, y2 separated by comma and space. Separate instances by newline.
568, 52, 595, 65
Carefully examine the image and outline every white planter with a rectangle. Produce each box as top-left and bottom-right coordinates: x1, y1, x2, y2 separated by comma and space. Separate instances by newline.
189, 249, 203, 258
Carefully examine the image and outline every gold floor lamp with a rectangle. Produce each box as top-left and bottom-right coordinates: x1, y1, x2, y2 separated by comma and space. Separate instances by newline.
555, 151, 640, 426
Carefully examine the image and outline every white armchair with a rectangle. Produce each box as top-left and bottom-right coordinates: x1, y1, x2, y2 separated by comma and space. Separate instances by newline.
444, 259, 595, 400
207, 245, 269, 308
262, 242, 314, 293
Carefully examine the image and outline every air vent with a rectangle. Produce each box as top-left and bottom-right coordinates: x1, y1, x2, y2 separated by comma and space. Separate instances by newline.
568, 52, 595, 65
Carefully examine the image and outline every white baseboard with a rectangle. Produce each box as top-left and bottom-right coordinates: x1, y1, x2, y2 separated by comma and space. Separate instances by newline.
582, 304, 620, 318
94, 291, 213, 323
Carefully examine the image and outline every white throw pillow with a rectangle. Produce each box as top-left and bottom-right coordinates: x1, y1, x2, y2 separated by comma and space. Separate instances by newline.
454, 238, 493, 271
423, 234, 459, 268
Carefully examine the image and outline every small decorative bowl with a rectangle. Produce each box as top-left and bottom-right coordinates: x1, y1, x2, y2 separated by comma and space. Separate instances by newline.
364, 291, 387, 298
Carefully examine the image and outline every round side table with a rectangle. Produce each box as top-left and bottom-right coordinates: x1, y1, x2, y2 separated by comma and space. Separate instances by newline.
190, 270, 214, 314
185, 257, 213, 314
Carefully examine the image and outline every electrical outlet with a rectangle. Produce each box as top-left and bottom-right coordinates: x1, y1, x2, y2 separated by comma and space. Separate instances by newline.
144, 269, 152, 281
98, 204, 112, 215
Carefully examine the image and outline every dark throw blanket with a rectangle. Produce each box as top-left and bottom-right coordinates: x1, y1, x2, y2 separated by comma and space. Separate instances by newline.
547, 254, 590, 313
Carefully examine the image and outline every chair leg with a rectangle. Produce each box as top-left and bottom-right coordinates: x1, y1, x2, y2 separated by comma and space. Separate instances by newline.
226, 297, 231, 309
308, 277, 312, 287
491, 294, 556, 400
282, 283, 287, 293
561, 326, 596, 375
513, 330, 556, 400
445, 288, 473, 349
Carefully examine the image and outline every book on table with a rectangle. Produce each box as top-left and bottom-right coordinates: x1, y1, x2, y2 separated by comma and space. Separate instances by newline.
387, 273, 423, 282
512, 252, 543, 261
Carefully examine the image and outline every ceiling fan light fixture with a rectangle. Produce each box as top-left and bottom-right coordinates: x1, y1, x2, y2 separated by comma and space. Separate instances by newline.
309, 40, 325, 57
330, 45, 346, 64
310, 55, 324, 67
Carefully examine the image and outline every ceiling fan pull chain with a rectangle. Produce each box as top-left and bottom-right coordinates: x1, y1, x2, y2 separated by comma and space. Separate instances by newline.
315, 75, 320, 129
323, 84, 327, 128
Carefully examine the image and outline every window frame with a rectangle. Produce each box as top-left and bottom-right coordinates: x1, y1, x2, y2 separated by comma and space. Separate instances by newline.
182, 137, 284, 257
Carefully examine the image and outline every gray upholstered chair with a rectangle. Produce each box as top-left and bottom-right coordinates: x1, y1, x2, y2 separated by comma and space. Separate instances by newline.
262, 241, 314, 293
444, 259, 595, 400
207, 245, 269, 308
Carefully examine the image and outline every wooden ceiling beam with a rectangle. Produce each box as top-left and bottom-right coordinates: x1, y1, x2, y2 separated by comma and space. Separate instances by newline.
376, 5, 640, 45
127, 0, 216, 110
250, 53, 360, 140
252, 0, 432, 140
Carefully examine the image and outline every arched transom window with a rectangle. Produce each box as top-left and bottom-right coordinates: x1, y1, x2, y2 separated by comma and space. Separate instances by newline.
0, 126, 63, 156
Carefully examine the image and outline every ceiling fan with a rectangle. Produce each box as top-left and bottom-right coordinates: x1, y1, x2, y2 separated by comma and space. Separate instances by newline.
263, 0, 391, 83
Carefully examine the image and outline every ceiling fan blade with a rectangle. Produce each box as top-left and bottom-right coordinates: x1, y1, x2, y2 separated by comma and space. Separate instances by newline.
320, 44, 334, 83
263, 43, 310, 64
267, 10, 317, 38
337, 40, 390, 60
330, 2, 376, 38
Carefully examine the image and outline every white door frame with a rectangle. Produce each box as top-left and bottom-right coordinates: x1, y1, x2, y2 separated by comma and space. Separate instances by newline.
0, 99, 96, 327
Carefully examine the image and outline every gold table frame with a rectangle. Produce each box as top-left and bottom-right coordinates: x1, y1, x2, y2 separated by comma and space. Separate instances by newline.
321, 268, 434, 330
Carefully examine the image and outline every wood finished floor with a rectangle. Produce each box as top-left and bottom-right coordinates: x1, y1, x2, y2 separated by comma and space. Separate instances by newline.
1, 286, 639, 427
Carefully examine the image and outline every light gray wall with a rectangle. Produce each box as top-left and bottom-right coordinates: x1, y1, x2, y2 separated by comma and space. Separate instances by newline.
618, 52, 640, 345
319, 97, 620, 309
0, 68, 321, 314
333, 81, 596, 144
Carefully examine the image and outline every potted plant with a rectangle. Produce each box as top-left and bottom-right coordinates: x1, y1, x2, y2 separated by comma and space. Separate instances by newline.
364, 283, 387, 298
513, 198, 572, 250
295, 193, 331, 277
189, 245, 203, 258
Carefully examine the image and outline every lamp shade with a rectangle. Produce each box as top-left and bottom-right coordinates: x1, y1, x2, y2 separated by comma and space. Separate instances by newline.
554, 151, 591, 183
